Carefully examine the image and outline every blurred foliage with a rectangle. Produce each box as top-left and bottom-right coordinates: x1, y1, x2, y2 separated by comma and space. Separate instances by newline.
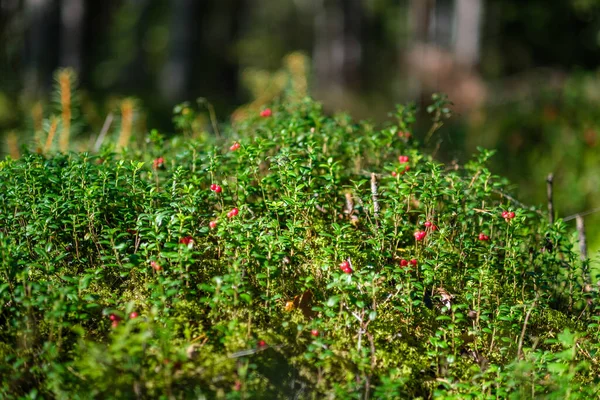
458, 72, 600, 255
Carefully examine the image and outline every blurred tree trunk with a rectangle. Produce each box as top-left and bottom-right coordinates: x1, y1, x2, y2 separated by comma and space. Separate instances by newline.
0, 0, 21, 91
341, 0, 363, 90
409, 0, 434, 44
160, 0, 195, 103
313, 0, 342, 90
453, 0, 483, 67
24, 0, 59, 98
313, 0, 363, 94
406, 0, 434, 98
191, 0, 244, 111
59, 0, 84, 73
126, 0, 151, 90
434, 0, 454, 49
406, 0, 486, 111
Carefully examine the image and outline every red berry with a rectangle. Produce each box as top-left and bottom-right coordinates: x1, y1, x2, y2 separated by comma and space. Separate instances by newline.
227, 208, 239, 218
129, 312, 138, 319
230, 142, 240, 151
209, 220, 218, 229
215, 185, 222, 193
210, 183, 217, 191
152, 157, 165, 169
310, 329, 319, 337
233, 380, 242, 391
400, 259, 409, 267
414, 231, 427, 241
398, 155, 409, 163
109, 313, 119, 321
410, 259, 418, 266
424, 221, 432, 228
180, 236, 194, 246
151, 260, 162, 271
258, 340, 267, 347
391, 171, 397, 177
339, 261, 353, 274
502, 211, 516, 220
111, 320, 119, 328
478, 233, 489, 241
260, 108, 272, 118
431, 224, 438, 231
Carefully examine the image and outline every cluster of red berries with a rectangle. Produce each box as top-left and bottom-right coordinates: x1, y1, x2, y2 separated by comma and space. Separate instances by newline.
109, 313, 121, 328
230, 142, 240, 151
391, 155, 411, 177
109, 311, 138, 328
339, 260, 353, 274
414, 230, 427, 241
227, 208, 239, 218
399, 259, 418, 267
398, 131, 412, 139
210, 183, 222, 193
152, 157, 165, 169
424, 221, 438, 231
180, 236, 194, 246
260, 108, 272, 118
478, 233, 490, 241
501, 210, 516, 220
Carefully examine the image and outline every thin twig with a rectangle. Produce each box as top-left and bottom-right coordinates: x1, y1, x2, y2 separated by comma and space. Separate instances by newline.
563, 207, 600, 222
576, 215, 587, 261
94, 113, 114, 152
198, 98, 221, 138
576, 343, 597, 364
491, 189, 544, 216
228, 344, 285, 358
370, 173, 380, 227
517, 294, 539, 359
344, 192, 354, 215
576, 214, 590, 290
547, 173, 554, 224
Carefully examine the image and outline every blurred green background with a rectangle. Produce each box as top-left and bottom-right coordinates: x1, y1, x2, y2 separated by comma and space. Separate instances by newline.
1, 0, 600, 254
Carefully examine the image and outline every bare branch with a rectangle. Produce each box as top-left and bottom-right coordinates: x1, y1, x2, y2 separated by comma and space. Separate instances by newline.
546, 173, 554, 224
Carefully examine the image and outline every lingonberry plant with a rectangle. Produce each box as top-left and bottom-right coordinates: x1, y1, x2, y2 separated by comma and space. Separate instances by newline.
0, 94, 598, 399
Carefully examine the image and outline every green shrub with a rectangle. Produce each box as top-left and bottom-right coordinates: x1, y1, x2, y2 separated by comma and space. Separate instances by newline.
0, 96, 598, 399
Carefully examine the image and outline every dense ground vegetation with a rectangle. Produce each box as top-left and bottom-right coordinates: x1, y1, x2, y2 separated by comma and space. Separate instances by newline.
1, 95, 599, 399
